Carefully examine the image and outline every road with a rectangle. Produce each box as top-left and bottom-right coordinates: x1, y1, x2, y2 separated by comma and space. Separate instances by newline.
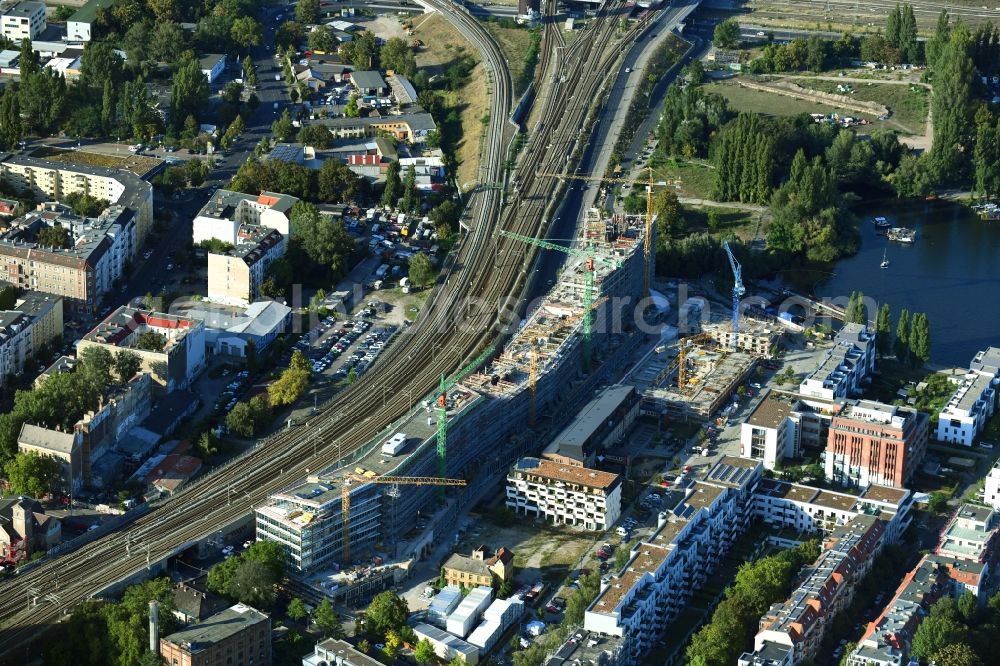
0, 0, 654, 658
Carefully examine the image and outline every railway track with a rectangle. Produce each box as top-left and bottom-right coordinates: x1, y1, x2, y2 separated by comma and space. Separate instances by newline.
746, 0, 1000, 32
0, 0, 647, 655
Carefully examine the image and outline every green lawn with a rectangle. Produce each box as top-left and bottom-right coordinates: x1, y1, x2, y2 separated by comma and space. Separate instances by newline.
800, 80, 929, 134
704, 80, 855, 119
650, 158, 717, 199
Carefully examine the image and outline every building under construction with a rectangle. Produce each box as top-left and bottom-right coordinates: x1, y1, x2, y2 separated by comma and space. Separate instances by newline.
702, 319, 782, 358
629, 336, 758, 422
256, 210, 650, 575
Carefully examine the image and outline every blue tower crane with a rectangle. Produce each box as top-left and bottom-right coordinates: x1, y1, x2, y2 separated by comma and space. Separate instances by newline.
722, 240, 745, 348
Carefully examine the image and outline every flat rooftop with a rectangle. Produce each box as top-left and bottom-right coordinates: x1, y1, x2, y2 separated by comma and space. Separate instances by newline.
860, 484, 910, 505
704, 456, 760, 488
745, 394, 793, 429
682, 482, 725, 511
812, 489, 859, 512
511, 457, 621, 490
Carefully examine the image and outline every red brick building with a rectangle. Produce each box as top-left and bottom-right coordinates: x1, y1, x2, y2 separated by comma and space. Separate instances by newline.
825, 399, 929, 490
160, 603, 270, 666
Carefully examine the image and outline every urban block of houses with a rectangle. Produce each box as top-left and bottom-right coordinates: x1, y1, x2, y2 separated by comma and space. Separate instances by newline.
193, 189, 299, 244
506, 456, 622, 531
740, 390, 843, 469
185, 300, 292, 358
739, 515, 886, 666
311, 110, 437, 143
206, 225, 286, 306
0, 497, 60, 565
441, 545, 515, 589
16, 372, 154, 491
936, 347, 1000, 446
0, 292, 63, 387
159, 603, 271, 666
77, 307, 207, 392
0, 1, 45, 42
825, 399, 929, 489
798, 323, 877, 400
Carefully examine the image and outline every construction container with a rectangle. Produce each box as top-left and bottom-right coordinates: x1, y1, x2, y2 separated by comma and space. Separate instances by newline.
446, 586, 493, 638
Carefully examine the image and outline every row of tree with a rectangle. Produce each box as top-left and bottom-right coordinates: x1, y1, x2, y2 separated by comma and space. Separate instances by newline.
846, 294, 933, 366
686, 540, 821, 665
229, 154, 370, 206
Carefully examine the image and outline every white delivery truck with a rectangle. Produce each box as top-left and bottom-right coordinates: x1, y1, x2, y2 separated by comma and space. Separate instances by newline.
381, 432, 408, 456
400, 277, 410, 294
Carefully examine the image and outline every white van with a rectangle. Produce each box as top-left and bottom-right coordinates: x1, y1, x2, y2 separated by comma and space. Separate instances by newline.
616, 526, 629, 537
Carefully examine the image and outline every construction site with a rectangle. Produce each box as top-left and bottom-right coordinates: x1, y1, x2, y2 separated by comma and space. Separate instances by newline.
254, 209, 652, 599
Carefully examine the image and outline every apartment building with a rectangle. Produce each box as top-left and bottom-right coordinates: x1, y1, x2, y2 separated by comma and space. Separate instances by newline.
0, 204, 138, 316
78, 307, 206, 392
542, 385, 639, 467
187, 300, 292, 359
936, 504, 998, 564
0, 154, 153, 245
825, 399, 929, 489
847, 555, 950, 666
799, 323, 876, 400
506, 456, 622, 531
740, 515, 886, 666
66, 0, 118, 41
582, 457, 763, 665
77, 372, 153, 486
15, 292, 63, 350
17, 423, 83, 493
936, 347, 1000, 446
0, 311, 32, 385
207, 226, 286, 306
741, 392, 797, 469
1, 2, 45, 41
159, 603, 271, 666
754, 478, 913, 544
193, 189, 298, 244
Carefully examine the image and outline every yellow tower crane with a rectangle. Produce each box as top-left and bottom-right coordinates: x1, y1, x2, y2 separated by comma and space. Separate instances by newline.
535, 167, 681, 298
341, 474, 467, 564
677, 332, 715, 392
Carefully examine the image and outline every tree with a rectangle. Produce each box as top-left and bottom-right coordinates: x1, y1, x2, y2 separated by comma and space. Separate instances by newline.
931, 26, 976, 184
430, 200, 460, 239
714, 18, 740, 49
314, 598, 344, 638
113, 350, 143, 382
4, 451, 61, 497
899, 4, 918, 63
0, 91, 22, 150
926, 10, 951, 68
886, 4, 901, 51
136, 330, 166, 352
290, 202, 357, 277
299, 124, 333, 149
271, 109, 294, 142
287, 597, 309, 621
348, 31, 380, 69
229, 558, 277, 608
36, 225, 71, 249
296, 0, 321, 24
408, 253, 436, 288
414, 638, 436, 665
894, 308, 909, 361
933, 643, 983, 666
275, 21, 304, 51
365, 591, 409, 638
380, 37, 417, 77
958, 591, 979, 625
171, 56, 210, 130
686, 58, 705, 85
308, 25, 338, 53
845, 290, 866, 324
230, 16, 263, 51
347, 367, 358, 384
150, 20, 185, 62
345, 93, 360, 118
973, 107, 1000, 200
401, 165, 419, 212
242, 55, 257, 88
911, 613, 966, 661
195, 430, 220, 459
910, 312, 931, 366
268, 363, 310, 407
383, 160, 402, 207
876, 303, 892, 356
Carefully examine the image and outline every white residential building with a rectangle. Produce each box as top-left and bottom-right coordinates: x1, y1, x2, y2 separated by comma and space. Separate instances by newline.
936, 347, 1000, 446
753, 478, 913, 544
799, 323, 876, 400
1, 1, 45, 41
207, 226, 286, 306
936, 504, 997, 564
582, 457, 762, 665
199, 54, 226, 83
506, 457, 622, 531
741, 392, 797, 470
193, 189, 299, 245
985, 461, 1000, 510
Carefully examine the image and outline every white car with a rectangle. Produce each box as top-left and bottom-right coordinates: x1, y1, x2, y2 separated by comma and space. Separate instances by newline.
624, 67, 632, 73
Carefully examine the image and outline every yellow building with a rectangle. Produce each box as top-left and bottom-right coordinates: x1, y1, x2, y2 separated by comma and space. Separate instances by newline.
442, 546, 515, 589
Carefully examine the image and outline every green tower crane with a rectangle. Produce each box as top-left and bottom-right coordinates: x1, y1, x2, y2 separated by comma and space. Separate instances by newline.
434, 344, 496, 499
498, 229, 619, 371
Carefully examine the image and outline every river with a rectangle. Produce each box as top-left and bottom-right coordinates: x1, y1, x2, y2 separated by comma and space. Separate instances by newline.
777, 199, 1000, 368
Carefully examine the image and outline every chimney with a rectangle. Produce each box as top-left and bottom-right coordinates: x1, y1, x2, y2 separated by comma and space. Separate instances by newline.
149, 600, 160, 655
